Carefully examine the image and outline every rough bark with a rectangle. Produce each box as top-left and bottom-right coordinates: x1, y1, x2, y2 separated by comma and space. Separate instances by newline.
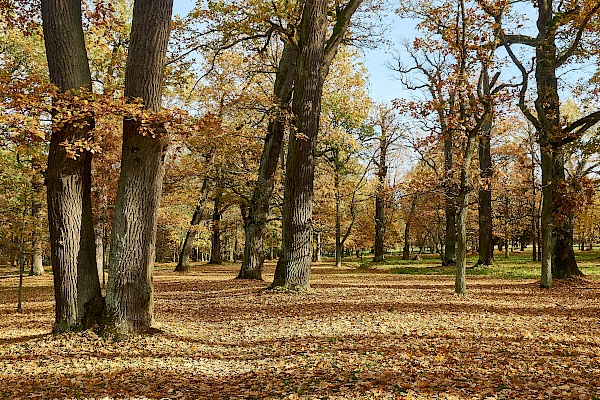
238, 43, 298, 280
500, 0, 600, 285
476, 116, 494, 266
41, 0, 102, 332
373, 132, 387, 262
551, 149, 583, 278
271, 0, 329, 290
105, 0, 173, 334
535, 0, 561, 288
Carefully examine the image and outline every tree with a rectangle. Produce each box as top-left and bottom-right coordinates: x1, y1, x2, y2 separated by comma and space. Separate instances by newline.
238, 42, 297, 279
104, 0, 174, 334
41, 0, 102, 332
370, 104, 403, 262
0, 23, 50, 276
476, 113, 494, 266
398, 0, 508, 294
481, 0, 600, 286
271, 0, 363, 290
317, 51, 371, 267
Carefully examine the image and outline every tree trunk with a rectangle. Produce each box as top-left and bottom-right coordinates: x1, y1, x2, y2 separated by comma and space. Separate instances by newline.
30, 161, 45, 276
335, 170, 342, 267
402, 221, 411, 260
95, 231, 103, 286
476, 119, 494, 266
238, 43, 298, 280
373, 131, 388, 262
208, 196, 223, 264
104, 0, 173, 334
229, 232, 235, 262
41, 0, 102, 333
315, 231, 322, 262
443, 135, 457, 266
504, 198, 510, 259
551, 149, 583, 278
539, 140, 553, 288
271, 0, 329, 290
175, 181, 210, 272
531, 154, 538, 262
454, 133, 477, 296
175, 211, 203, 272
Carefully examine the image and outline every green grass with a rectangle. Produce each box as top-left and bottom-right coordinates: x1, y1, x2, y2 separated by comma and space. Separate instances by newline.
353, 250, 600, 279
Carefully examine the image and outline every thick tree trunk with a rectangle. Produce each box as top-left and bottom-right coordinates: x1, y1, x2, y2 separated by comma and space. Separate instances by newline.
41, 0, 102, 333
551, 149, 583, 278
271, 0, 328, 290
208, 196, 223, 264
105, 0, 173, 334
238, 44, 297, 280
476, 118, 494, 266
535, 0, 560, 288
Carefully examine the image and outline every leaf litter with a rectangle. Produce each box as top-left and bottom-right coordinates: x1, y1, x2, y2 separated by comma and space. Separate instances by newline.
1, 264, 599, 399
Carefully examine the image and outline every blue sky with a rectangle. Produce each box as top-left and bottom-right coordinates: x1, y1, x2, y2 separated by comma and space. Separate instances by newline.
171, 0, 414, 104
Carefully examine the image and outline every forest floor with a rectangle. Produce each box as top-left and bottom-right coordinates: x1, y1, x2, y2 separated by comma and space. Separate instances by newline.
1, 258, 600, 399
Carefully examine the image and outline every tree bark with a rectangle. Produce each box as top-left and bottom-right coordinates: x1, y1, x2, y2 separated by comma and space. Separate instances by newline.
105, 0, 173, 334
315, 231, 322, 262
531, 152, 538, 262
535, 0, 561, 288
95, 232, 103, 285
208, 196, 223, 264
373, 126, 388, 262
30, 160, 45, 276
443, 135, 457, 266
334, 169, 342, 267
238, 43, 298, 280
551, 149, 583, 278
454, 133, 477, 295
476, 117, 494, 266
41, 0, 102, 333
271, 0, 329, 290
539, 140, 553, 288
175, 179, 210, 272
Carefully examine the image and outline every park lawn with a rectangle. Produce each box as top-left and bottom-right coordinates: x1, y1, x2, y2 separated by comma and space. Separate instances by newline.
0, 260, 599, 399
353, 251, 600, 280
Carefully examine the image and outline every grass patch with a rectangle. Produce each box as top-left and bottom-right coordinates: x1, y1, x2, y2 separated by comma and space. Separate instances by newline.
382, 251, 600, 279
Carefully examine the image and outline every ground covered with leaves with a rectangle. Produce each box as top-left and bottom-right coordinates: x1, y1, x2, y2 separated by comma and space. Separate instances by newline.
1, 262, 600, 399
